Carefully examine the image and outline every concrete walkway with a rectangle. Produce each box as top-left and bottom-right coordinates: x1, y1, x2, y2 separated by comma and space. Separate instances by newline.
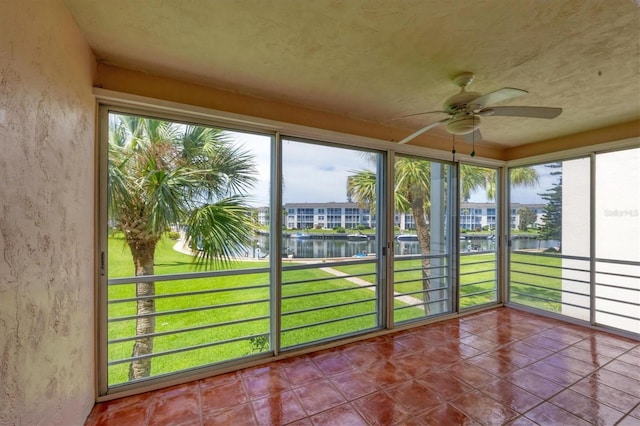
173, 239, 425, 310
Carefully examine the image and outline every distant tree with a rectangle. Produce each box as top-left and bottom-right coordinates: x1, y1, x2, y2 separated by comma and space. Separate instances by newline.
517, 207, 538, 231
537, 163, 562, 242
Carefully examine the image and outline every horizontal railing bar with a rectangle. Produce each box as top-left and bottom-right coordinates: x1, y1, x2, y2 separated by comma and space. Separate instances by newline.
595, 295, 640, 307
109, 332, 268, 365
595, 258, 640, 267
510, 280, 590, 297
108, 315, 269, 344
282, 311, 375, 333
595, 270, 640, 280
109, 298, 269, 323
282, 272, 374, 287
109, 283, 270, 304
282, 257, 377, 271
393, 273, 448, 286
395, 287, 449, 298
459, 268, 496, 277
511, 251, 589, 262
393, 296, 449, 311
281, 284, 375, 301
510, 291, 589, 311
460, 279, 496, 287
460, 259, 497, 267
394, 265, 447, 274
595, 309, 640, 322
460, 289, 496, 298
511, 260, 589, 274
108, 266, 270, 285
595, 282, 640, 292
282, 298, 376, 317
392, 253, 448, 262
510, 269, 590, 285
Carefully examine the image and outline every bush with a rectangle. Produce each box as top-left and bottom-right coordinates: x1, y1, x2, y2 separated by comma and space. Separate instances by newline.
334, 227, 346, 233
167, 231, 181, 240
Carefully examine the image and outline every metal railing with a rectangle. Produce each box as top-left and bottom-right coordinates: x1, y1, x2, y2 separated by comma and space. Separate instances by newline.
459, 250, 498, 310
509, 251, 639, 335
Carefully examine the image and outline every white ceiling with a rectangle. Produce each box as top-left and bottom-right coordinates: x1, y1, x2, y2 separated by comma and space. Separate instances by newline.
64, 0, 640, 148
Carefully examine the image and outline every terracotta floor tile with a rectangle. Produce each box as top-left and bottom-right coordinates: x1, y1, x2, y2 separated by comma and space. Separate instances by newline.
419, 370, 474, 401
616, 415, 640, 426
504, 369, 564, 399
88, 392, 153, 418
450, 389, 519, 425
446, 360, 499, 388
251, 389, 307, 425
328, 368, 379, 400
148, 392, 201, 426
523, 360, 582, 386
199, 370, 242, 389
473, 327, 523, 346
202, 403, 256, 425
281, 360, 325, 386
308, 403, 367, 426
393, 333, 433, 352
421, 346, 463, 367
310, 351, 355, 377
490, 347, 538, 368
417, 403, 481, 426
520, 334, 570, 352
573, 338, 631, 358
287, 419, 313, 426
524, 402, 591, 426
342, 344, 388, 366
385, 380, 444, 415
366, 360, 411, 387
293, 378, 346, 416
584, 369, 640, 398
537, 328, 585, 345
550, 388, 626, 425
618, 349, 640, 366
604, 359, 640, 381
543, 353, 599, 376
365, 338, 407, 358
200, 379, 249, 413
85, 403, 150, 426
479, 379, 543, 414
557, 344, 613, 366
460, 334, 498, 352
506, 415, 539, 426
570, 376, 640, 413
504, 341, 554, 361
242, 368, 290, 399
442, 341, 484, 359
352, 390, 412, 425
391, 351, 437, 377
467, 353, 519, 377
629, 403, 640, 419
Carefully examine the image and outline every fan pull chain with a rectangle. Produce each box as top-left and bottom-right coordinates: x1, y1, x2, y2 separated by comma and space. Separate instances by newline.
471, 116, 476, 157
451, 134, 456, 162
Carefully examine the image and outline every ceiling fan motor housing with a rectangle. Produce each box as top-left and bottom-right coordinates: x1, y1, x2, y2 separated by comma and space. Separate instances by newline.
447, 115, 481, 135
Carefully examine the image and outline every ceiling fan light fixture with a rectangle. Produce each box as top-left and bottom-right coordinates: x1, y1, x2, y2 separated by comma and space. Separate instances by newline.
447, 115, 480, 135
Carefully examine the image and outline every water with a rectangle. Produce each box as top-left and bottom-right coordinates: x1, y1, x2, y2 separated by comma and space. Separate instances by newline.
249, 234, 560, 259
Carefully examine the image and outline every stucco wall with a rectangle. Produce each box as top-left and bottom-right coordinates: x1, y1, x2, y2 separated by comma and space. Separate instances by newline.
0, 1, 96, 424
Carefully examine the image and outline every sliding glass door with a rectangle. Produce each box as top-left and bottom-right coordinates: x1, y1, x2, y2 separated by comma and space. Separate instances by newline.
279, 138, 384, 348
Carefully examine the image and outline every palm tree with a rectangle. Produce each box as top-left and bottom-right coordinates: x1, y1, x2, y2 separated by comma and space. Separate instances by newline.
348, 161, 538, 314
108, 114, 257, 380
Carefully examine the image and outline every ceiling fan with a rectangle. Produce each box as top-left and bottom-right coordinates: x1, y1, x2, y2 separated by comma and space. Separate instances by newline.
397, 72, 562, 145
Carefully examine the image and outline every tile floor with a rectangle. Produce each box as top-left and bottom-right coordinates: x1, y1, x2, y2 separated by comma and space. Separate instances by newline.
85, 308, 640, 425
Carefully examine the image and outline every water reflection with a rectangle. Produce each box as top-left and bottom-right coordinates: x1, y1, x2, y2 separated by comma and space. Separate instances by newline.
249, 234, 560, 259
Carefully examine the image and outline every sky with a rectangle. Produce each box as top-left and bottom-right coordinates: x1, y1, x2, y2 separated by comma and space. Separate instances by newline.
230, 131, 558, 207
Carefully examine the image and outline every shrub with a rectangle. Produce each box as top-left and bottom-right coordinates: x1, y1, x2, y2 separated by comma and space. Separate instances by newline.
167, 231, 181, 240
335, 227, 346, 233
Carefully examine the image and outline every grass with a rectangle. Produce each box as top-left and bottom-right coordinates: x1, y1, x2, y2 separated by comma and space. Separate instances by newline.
107, 235, 563, 386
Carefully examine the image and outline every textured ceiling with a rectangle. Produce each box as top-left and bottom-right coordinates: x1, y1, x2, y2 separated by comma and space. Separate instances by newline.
64, 0, 640, 148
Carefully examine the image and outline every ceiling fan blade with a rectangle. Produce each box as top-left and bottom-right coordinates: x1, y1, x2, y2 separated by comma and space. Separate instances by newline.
398, 118, 449, 144
470, 88, 528, 109
462, 129, 483, 144
481, 106, 562, 119
391, 110, 448, 121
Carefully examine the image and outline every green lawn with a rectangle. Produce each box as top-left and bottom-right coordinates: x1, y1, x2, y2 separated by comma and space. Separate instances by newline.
107, 235, 563, 386
107, 234, 422, 385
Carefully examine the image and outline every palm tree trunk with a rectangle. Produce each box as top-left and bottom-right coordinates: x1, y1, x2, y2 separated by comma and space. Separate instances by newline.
411, 195, 431, 314
127, 240, 157, 380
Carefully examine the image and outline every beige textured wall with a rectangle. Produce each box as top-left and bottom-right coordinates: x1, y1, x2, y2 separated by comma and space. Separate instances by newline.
0, 1, 96, 424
